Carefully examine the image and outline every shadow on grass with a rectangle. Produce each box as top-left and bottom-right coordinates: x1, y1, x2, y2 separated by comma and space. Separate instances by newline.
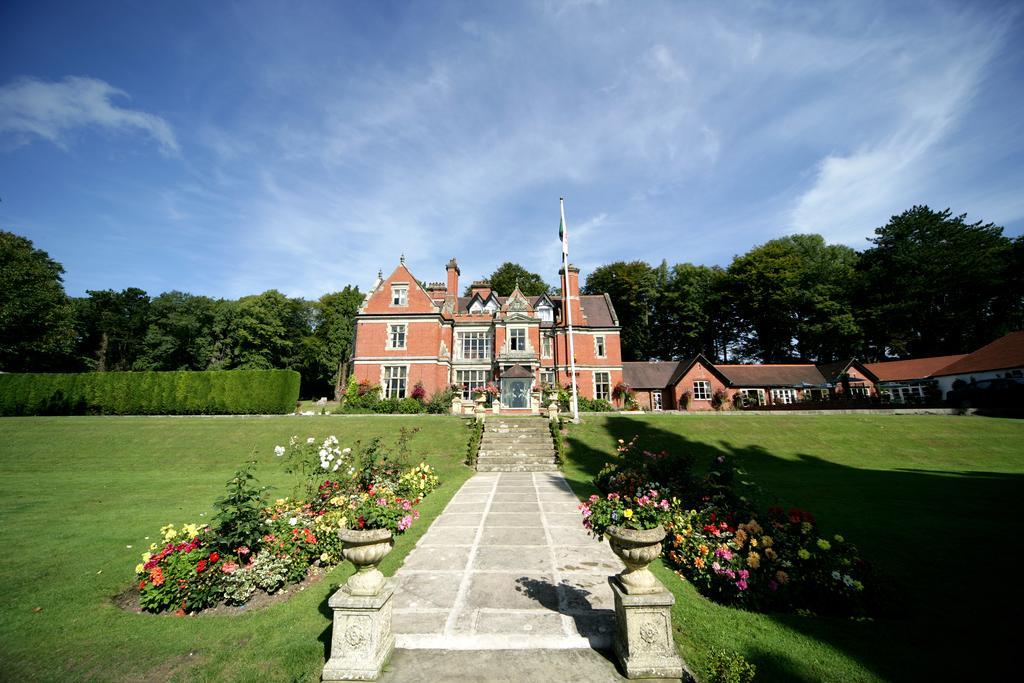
561, 416, 1023, 683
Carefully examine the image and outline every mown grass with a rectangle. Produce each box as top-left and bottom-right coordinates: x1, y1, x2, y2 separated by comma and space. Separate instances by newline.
0, 415, 474, 682
561, 414, 1024, 682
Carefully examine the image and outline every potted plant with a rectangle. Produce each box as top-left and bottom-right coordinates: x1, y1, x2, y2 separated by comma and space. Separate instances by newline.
579, 490, 672, 594
337, 491, 419, 596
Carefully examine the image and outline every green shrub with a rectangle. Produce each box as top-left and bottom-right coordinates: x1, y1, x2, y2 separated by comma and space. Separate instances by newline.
212, 463, 269, 554
396, 397, 425, 414
708, 649, 757, 683
0, 370, 300, 415
578, 397, 614, 412
425, 386, 457, 414
465, 418, 483, 467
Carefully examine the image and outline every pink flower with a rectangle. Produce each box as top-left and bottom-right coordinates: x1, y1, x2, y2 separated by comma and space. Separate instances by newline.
377, 498, 388, 506
221, 562, 239, 574
739, 570, 749, 580
711, 562, 721, 572
660, 499, 670, 510
607, 493, 620, 501
401, 500, 411, 511
589, 495, 599, 503
736, 579, 748, 591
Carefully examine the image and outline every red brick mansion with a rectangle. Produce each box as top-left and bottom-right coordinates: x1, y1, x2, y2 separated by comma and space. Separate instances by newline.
351, 257, 623, 413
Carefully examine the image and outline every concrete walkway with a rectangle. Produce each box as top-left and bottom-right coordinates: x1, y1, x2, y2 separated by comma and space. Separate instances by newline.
392, 471, 624, 651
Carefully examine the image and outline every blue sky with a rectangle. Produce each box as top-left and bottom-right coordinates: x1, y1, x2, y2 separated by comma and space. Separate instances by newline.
1, 0, 1022, 299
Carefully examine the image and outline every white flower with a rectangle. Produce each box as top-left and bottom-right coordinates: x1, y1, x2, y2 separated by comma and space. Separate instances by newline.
843, 575, 854, 586
332, 461, 340, 471
289, 517, 298, 526
328, 435, 338, 444
307, 437, 315, 444
319, 449, 328, 458
274, 445, 286, 457
342, 448, 351, 455
126, 545, 132, 549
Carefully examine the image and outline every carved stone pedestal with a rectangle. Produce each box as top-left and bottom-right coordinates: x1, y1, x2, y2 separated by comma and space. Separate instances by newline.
609, 577, 684, 680
322, 580, 395, 681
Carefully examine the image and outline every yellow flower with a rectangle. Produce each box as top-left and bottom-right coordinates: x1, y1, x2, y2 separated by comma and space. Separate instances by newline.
834, 534, 845, 543
747, 552, 761, 569
623, 509, 633, 519
797, 548, 811, 560
762, 536, 773, 547
141, 552, 152, 563
801, 522, 812, 534
750, 538, 758, 548
135, 563, 145, 574
852, 580, 864, 591
816, 539, 831, 551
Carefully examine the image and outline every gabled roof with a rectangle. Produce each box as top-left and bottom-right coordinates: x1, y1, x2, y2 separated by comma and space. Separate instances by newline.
622, 361, 680, 389
816, 359, 879, 384
864, 354, 967, 382
452, 292, 619, 328
930, 331, 1024, 377
501, 364, 534, 378
668, 354, 731, 387
715, 364, 827, 387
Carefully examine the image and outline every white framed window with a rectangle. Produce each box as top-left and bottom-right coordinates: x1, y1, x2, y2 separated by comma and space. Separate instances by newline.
387, 324, 407, 349
740, 388, 765, 406
391, 285, 408, 306
509, 328, 527, 351
542, 335, 553, 358
849, 386, 870, 398
456, 369, 489, 400
540, 370, 556, 387
595, 335, 606, 358
537, 304, 553, 322
459, 331, 491, 359
770, 388, 796, 405
594, 371, 611, 401
693, 380, 711, 401
383, 366, 407, 398
652, 391, 663, 411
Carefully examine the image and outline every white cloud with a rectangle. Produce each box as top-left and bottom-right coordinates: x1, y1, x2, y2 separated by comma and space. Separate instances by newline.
0, 76, 178, 154
789, 12, 1010, 244
646, 44, 689, 83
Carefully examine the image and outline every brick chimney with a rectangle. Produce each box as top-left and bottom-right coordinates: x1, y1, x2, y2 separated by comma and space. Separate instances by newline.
426, 282, 447, 301
469, 280, 492, 299
445, 258, 460, 295
559, 264, 585, 325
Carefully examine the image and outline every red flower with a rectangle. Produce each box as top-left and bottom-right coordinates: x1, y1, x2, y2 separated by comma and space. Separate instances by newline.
139, 580, 147, 590
209, 552, 220, 563
196, 560, 207, 573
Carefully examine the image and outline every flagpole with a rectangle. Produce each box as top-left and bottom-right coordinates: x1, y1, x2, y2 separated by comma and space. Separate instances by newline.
560, 197, 580, 424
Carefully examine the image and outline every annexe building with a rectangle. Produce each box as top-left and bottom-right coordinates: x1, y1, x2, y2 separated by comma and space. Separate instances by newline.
351, 257, 623, 413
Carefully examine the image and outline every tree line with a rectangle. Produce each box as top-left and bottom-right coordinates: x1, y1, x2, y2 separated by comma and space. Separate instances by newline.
0, 230, 362, 398
3, 205, 1022, 393
583, 206, 1023, 362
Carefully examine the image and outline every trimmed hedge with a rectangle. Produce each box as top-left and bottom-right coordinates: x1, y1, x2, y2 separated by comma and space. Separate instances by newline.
0, 370, 301, 416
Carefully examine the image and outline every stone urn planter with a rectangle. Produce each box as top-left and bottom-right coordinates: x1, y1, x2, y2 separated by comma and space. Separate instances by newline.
337, 527, 394, 596
606, 525, 667, 595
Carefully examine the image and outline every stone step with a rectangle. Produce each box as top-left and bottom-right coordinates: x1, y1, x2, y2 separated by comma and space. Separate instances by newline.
476, 462, 560, 472
477, 453, 556, 461
480, 440, 554, 449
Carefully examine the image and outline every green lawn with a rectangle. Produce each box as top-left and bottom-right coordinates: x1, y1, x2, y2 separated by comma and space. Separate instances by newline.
0, 415, 474, 682
561, 414, 1024, 682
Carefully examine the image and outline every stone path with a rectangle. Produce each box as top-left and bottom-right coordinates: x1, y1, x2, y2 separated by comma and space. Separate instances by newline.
392, 471, 624, 651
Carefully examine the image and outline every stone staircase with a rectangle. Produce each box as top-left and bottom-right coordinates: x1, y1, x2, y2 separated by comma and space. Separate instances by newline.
476, 417, 559, 472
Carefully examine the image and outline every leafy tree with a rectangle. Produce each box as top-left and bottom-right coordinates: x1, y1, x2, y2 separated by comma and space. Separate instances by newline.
0, 230, 75, 371
75, 288, 151, 371
583, 261, 658, 361
135, 291, 221, 370
857, 206, 1018, 358
652, 262, 735, 361
468, 262, 551, 297
313, 287, 363, 398
727, 234, 860, 362
224, 290, 309, 370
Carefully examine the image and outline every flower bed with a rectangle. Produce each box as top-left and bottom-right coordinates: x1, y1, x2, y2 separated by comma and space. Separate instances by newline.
133, 431, 440, 614
583, 437, 877, 617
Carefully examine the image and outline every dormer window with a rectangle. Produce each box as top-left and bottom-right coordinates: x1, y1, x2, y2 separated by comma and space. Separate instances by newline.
391, 285, 408, 306
536, 303, 553, 322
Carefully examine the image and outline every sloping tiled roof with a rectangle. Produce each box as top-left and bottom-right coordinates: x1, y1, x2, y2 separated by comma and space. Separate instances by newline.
501, 364, 533, 378
715, 364, 827, 387
622, 361, 680, 389
930, 331, 1024, 377
864, 355, 967, 382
